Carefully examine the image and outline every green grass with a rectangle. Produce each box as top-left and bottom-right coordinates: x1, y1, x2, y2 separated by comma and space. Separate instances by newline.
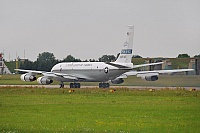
0, 87, 200, 132
0, 75, 39, 85
0, 74, 200, 87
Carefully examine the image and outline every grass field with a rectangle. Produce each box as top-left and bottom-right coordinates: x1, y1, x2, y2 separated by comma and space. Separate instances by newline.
0, 74, 200, 87
0, 87, 200, 132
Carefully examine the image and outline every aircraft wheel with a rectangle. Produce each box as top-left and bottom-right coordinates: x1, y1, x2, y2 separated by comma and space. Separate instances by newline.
106, 83, 110, 88
70, 83, 81, 88
75, 83, 81, 88
77, 83, 81, 88
99, 83, 110, 88
70, 83, 74, 88
103, 83, 107, 88
104, 83, 110, 88
99, 83, 103, 88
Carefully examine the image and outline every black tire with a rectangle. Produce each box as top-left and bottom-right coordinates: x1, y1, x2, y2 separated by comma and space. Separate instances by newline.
74, 83, 80, 88
70, 83, 81, 88
77, 83, 81, 88
70, 83, 74, 88
106, 83, 110, 88
99, 83, 110, 88
99, 83, 103, 88
102, 83, 106, 88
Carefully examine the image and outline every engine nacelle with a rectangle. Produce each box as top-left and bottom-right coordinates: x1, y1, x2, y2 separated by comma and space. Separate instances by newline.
37, 77, 53, 85
141, 75, 158, 81
111, 78, 124, 84
20, 74, 36, 82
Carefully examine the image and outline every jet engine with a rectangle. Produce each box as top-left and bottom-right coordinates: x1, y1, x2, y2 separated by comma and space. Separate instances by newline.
37, 77, 53, 85
20, 74, 36, 82
111, 78, 124, 84
141, 75, 158, 81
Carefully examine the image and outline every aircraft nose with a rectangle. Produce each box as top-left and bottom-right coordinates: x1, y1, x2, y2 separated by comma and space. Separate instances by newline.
51, 64, 59, 72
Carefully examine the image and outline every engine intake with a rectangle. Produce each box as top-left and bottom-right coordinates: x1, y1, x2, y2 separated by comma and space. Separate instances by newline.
20, 74, 36, 82
37, 77, 53, 85
141, 75, 158, 81
111, 78, 124, 84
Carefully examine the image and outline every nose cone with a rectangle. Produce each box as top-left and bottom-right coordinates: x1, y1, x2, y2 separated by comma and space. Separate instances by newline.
51, 63, 60, 72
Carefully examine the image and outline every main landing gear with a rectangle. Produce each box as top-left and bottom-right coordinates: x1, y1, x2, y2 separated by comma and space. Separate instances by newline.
70, 83, 81, 88
99, 83, 110, 88
60, 82, 81, 88
60, 82, 109, 89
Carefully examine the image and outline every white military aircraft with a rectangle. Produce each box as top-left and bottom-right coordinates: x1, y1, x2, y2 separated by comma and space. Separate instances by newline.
16, 26, 193, 88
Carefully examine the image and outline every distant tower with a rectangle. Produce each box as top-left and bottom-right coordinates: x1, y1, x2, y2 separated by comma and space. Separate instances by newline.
0, 53, 4, 74
9, 53, 10, 62
24, 49, 26, 59
15, 52, 19, 73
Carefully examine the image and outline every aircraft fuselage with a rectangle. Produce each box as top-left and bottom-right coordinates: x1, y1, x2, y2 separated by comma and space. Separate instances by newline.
51, 62, 131, 82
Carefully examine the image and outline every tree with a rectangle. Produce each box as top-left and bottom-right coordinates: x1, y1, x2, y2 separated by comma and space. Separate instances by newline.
177, 54, 190, 58
194, 54, 200, 58
62, 55, 81, 62
132, 55, 142, 58
88, 59, 95, 62
99, 55, 116, 62
36, 52, 58, 71
19, 59, 34, 70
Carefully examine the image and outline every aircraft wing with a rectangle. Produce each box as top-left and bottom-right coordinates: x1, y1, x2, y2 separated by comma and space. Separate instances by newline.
132, 62, 164, 68
120, 69, 194, 77
15, 69, 86, 80
124, 69, 194, 76
15, 69, 45, 75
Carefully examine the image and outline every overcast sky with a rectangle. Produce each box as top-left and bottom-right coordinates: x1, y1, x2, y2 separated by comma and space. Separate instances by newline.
0, 0, 200, 61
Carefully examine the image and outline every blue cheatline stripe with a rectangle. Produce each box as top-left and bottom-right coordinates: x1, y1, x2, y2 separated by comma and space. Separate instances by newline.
121, 49, 132, 54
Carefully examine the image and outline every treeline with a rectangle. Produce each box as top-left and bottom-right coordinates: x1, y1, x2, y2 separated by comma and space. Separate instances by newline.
19, 52, 116, 71
178, 54, 200, 58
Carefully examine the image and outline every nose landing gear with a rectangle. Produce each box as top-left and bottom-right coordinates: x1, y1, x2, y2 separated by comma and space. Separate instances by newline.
60, 82, 65, 88
70, 83, 81, 88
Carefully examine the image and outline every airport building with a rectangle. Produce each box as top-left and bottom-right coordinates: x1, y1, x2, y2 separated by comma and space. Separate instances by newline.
188, 58, 200, 75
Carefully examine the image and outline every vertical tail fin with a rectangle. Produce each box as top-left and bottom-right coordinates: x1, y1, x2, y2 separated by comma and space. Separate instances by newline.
115, 26, 134, 63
